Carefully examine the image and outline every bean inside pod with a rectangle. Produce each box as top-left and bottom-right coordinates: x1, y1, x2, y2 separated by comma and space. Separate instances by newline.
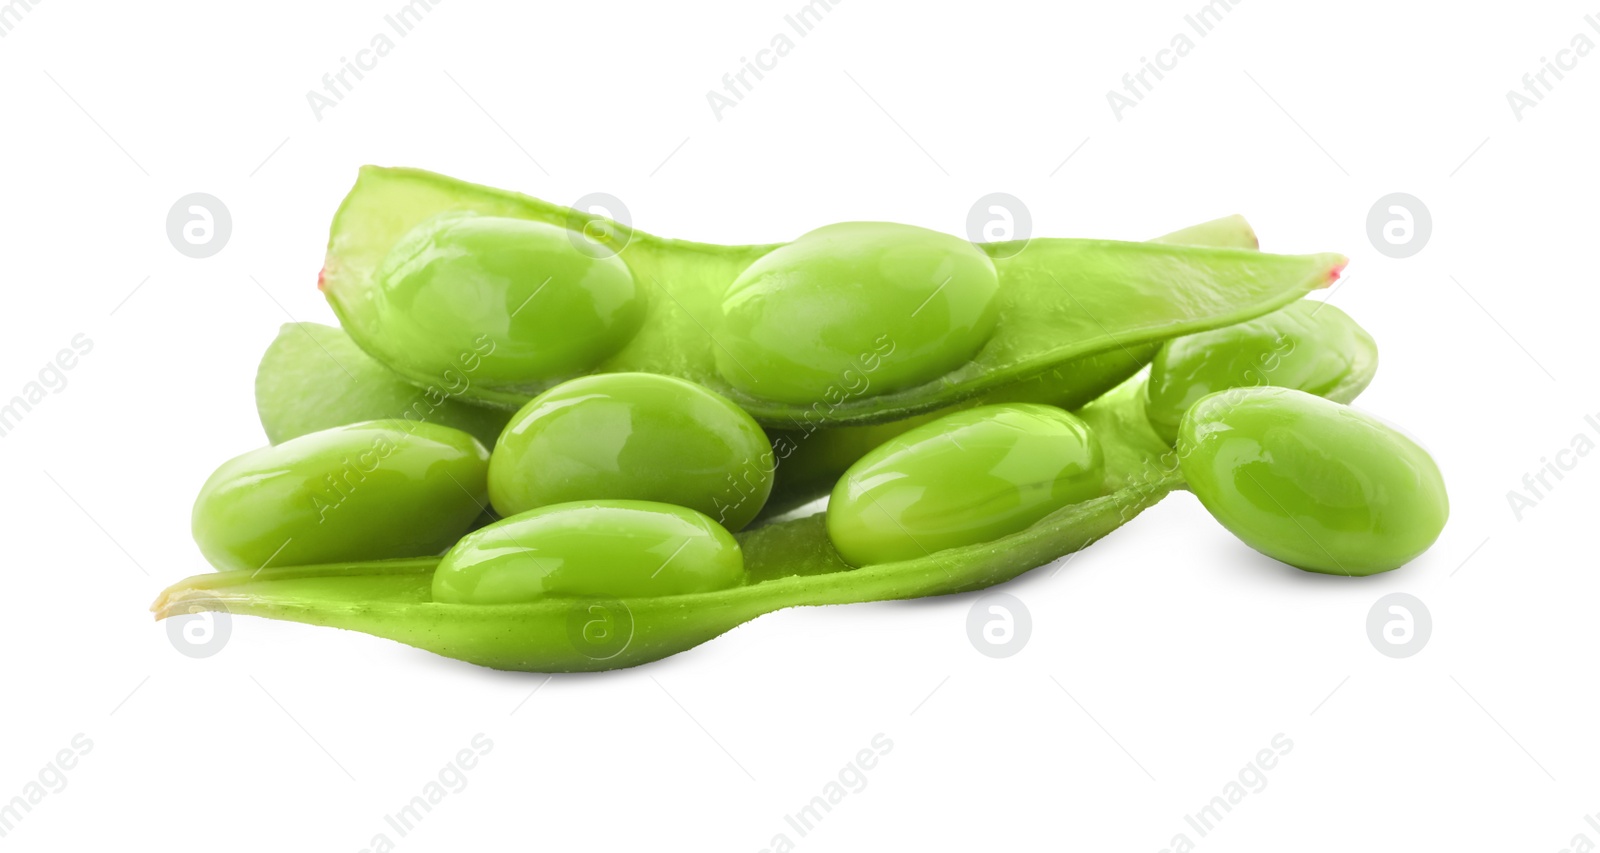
155, 378, 1203, 671
432, 500, 745, 605
366, 213, 646, 392
714, 221, 1001, 404
488, 372, 774, 530
1145, 300, 1378, 445
827, 403, 1105, 566
192, 420, 489, 572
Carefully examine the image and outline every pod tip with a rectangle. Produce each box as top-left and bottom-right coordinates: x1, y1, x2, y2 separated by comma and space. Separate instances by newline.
1239, 216, 1259, 250
1327, 256, 1349, 284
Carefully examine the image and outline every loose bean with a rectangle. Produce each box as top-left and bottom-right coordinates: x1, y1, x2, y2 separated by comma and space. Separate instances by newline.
1178, 387, 1448, 576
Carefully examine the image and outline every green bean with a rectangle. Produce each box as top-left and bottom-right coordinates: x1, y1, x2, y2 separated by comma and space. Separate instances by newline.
191, 421, 489, 572
367, 213, 646, 389
827, 404, 1104, 566
1177, 387, 1448, 575
488, 373, 773, 530
757, 212, 1260, 518
715, 222, 1000, 403
1144, 301, 1378, 445
432, 501, 744, 605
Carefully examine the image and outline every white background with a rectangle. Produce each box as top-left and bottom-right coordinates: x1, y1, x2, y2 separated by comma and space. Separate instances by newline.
0, 0, 1594, 850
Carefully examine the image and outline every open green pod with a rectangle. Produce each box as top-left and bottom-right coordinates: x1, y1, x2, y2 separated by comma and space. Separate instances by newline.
256, 321, 512, 448
1145, 300, 1379, 445
264, 213, 1258, 521
153, 377, 1178, 672
754, 212, 1266, 518
321, 167, 1345, 427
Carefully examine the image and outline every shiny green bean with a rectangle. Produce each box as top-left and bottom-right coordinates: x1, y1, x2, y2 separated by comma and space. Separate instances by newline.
366, 213, 646, 390
488, 373, 773, 530
1178, 387, 1448, 575
1145, 300, 1377, 445
827, 404, 1105, 566
321, 167, 1343, 425
192, 421, 489, 572
432, 501, 744, 605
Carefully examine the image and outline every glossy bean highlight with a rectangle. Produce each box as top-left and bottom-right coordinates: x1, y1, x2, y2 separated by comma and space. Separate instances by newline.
715, 222, 1001, 404
827, 404, 1105, 566
1178, 387, 1448, 576
192, 421, 489, 572
431, 500, 745, 605
366, 213, 645, 392
489, 373, 774, 530
1145, 300, 1378, 445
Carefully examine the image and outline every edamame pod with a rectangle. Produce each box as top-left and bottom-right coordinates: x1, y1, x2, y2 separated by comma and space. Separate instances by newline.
163, 165, 1452, 675
432, 501, 745, 605
754, 216, 1260, 519
191, 421, 490, 572
275, 214, 1252, 523
1178, 387, 1448, 575
488, 373, 774, 530
154, 378, 1173, 672
827, 404, 1105, 566
256, 322, 511, 448
322, 167, 1344, 426
1145, 301, 1378, 445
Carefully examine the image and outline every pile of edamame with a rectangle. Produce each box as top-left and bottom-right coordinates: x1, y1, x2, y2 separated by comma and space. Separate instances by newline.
154, 167, 1447, 672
